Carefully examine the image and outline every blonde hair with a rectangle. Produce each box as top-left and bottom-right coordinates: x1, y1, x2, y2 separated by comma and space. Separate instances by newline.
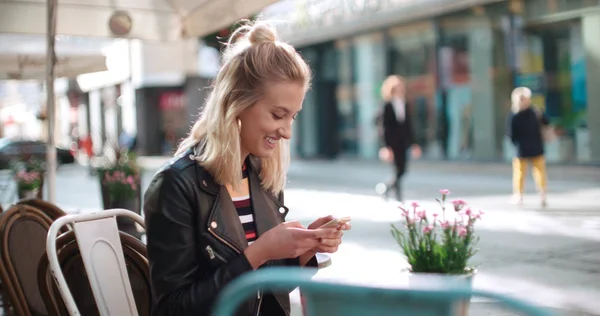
511, 86, 532, 113
381, 75, 405, 102
176, 20, 311, 194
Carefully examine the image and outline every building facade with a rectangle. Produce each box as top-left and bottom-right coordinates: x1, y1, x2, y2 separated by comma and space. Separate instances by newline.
262, 0, 600, 164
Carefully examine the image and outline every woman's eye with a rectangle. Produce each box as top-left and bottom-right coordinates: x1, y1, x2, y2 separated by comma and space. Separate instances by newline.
292, 114, 298, 120
272, 113, 283, 120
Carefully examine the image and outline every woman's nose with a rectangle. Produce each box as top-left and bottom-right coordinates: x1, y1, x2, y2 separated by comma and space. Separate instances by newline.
278, 125, 292, 140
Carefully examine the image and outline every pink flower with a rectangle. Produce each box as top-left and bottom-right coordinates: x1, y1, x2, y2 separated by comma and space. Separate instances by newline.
458, 226, 468, 237
416, 210, 426, 220
474, 209, 484, 220
398, 205, 409, 214
410, 201, 420, 208
422, 225, 434, 234
432, 213, 439, 218
440, 221, 450, 229
465, 208, 472, 216
451, 199, 466, 211
439, 189, 450, 195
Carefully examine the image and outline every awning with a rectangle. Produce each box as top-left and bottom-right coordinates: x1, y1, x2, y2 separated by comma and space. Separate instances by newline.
0, 34, 109, 80
0, 0, 279, 42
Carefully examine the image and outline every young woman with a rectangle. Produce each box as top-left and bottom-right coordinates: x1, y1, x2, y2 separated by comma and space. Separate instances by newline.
143, 21, 350, 316
375, 75, 421, 202
507, 86, 550, 207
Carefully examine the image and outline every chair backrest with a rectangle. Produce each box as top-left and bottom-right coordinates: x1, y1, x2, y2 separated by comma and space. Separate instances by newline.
15, 198, 69, 234
38, 230, 151, 316
212, 267, 555, 316
15, 198, 66, 222
46, 208, 146, 316
0, 204, 55, 316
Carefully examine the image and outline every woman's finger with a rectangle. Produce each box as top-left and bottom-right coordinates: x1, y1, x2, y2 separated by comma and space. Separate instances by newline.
316, 245, 339, 253
320, 238, 342, 247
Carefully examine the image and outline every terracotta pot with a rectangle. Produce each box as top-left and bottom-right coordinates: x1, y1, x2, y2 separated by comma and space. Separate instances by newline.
408, 270, 476, 316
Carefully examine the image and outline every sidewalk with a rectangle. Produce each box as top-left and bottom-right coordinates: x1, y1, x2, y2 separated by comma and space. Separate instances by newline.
289, 158, 600, 183
137, 156, 600, 183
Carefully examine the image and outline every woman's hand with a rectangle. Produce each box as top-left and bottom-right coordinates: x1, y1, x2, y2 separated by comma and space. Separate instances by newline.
308, 215, 351, 253
410, 144, 422, 159
244, 221, 339, 269
297, 215, 352, 266
379, 147, 394, 162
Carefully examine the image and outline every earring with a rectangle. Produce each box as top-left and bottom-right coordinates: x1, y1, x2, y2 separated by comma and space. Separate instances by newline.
237, 118, 242, 129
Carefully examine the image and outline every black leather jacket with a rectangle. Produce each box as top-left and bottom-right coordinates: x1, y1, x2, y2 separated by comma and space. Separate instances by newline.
143, 148, 318, 316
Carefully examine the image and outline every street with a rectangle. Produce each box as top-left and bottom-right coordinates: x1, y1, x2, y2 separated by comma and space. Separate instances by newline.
49, 159, 600, 315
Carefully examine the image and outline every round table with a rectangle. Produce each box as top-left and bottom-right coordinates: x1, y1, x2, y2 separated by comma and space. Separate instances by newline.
316, 253, 332, 269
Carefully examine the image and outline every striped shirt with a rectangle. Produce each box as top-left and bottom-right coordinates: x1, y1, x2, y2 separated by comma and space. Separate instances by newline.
231, 163, 258, 245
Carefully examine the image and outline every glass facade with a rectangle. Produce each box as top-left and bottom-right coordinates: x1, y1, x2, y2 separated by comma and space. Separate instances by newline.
512, 0, 600, 162
292, 0, 600, 164
351, 32, 386, 159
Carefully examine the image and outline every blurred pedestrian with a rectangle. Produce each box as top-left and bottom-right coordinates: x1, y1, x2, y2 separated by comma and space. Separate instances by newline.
506, 87, 551, 207
375, 75, 421, 202
143, 21, 350, 316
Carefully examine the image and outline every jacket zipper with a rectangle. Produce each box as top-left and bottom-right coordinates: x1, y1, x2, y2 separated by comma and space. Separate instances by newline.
208, 228, 242, 254
205, 245, 227, 262
255, 291, 263, 316
208, 228, 263, 315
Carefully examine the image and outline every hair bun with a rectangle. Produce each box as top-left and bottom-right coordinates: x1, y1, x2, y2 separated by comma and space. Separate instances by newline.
247, 22, 277, 45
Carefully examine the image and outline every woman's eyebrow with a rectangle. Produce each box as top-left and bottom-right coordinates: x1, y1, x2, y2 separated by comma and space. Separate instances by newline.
273, 106, 290, 113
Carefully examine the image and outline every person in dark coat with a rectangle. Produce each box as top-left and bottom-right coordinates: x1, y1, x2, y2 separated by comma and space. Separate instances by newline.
375, 75, 421, 202
506, 86, 550, 207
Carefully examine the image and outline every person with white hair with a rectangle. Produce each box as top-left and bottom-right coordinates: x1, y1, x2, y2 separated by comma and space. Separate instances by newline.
506, 86, 550, 207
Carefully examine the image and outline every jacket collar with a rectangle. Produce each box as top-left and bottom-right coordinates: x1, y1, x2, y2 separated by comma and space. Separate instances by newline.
191, 144, 290, 252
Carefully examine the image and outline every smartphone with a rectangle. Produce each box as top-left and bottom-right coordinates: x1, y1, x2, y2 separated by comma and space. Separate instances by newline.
319, 216, 351, 229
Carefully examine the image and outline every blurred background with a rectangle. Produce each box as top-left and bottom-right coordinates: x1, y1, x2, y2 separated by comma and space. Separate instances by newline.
0, 0, 599, 315
1, 0, 599, 165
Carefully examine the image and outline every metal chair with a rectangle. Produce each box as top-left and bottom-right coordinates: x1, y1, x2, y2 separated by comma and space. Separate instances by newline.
0, 204, 58, 316
38, 230, 151, 316
212, 267, 555, 316
46, 208, 145, 316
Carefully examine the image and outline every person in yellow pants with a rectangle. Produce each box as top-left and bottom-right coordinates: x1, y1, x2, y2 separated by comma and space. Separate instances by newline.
507, 87, 549, 207
512, 155, 547, 206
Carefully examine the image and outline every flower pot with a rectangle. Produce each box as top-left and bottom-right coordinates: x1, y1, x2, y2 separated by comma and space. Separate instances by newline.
98, 176, 141, 214
408, 270, 476, 316
108, 197, 142, 240
18, 188, 40, 200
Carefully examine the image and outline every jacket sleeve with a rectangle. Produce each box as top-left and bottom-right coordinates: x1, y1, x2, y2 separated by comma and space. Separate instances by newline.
277, 190, 319, 270
382, 104, 394, 148
405, 102, 415, 146
143, 169, 254, 315
540, 111, 550, 126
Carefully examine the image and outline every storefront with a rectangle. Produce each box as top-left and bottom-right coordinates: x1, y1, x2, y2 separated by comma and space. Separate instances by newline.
285, 0, 600, 164
510, 0, 600, 163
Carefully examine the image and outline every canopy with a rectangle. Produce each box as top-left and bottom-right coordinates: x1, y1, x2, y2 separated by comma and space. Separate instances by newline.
0, 0, 279, 203
0, 0, 279, 42
0, 34, 109, 80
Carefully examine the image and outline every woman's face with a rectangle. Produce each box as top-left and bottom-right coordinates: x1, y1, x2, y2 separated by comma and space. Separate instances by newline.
238, 81, 305, 158
392, 81, 405, 99
521, 95, 531, 108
